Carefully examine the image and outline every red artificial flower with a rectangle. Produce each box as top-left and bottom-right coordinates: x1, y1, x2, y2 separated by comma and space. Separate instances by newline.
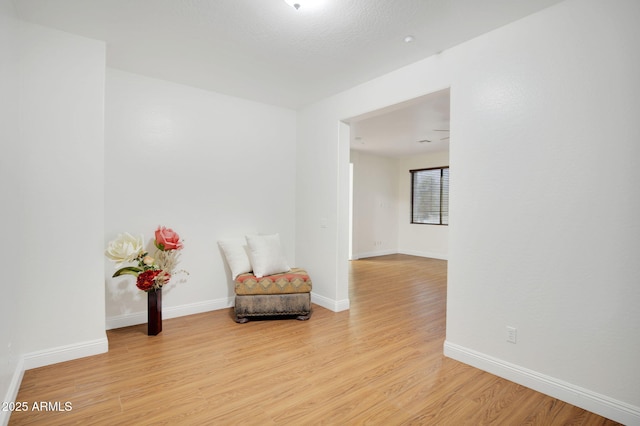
136, 270, 170, 291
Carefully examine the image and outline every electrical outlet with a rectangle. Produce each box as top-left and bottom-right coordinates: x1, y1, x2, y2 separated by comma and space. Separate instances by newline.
506, 326, 517, 344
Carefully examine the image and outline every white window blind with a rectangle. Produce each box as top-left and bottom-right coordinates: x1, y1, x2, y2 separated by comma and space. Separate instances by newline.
411, 167, 449, 225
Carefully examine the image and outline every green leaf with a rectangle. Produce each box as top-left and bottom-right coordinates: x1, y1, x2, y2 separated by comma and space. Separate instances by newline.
113, 266, 143, 278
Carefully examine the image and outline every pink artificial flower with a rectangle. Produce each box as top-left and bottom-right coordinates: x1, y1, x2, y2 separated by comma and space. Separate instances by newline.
154, 226, 184, 251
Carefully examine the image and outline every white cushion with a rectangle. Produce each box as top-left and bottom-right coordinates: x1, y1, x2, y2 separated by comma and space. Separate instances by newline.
245, 234, 290, 278
218, 239, 252, 279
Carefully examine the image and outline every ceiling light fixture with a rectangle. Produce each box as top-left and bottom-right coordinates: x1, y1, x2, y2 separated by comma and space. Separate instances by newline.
284, 0, 302, 9
404, 35, 415, 43
284, 0, 326, 11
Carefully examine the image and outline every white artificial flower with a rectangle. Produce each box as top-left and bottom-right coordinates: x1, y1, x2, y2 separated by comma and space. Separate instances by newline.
105, 233, 144, 264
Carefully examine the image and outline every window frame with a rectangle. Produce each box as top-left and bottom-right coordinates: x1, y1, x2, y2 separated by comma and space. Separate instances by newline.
410, 166, 449, 226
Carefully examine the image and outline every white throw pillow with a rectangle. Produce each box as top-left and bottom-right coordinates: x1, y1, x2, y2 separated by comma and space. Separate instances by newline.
218, 239, 252, 279
245, 234, 290, 278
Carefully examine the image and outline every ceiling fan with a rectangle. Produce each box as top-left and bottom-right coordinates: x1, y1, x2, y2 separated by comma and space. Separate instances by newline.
434, 129, 450, 141
417, 129, 450, 144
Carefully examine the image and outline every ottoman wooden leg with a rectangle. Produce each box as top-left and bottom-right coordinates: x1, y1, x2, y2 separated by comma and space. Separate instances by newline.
235, 315, 249, 324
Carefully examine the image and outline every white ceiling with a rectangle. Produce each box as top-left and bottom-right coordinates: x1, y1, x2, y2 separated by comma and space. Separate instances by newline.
14, 0, 564, 157
15, 0, 564, 109
348, 88, 451, 158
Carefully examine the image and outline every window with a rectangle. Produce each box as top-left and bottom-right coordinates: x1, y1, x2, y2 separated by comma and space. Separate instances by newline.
410, 167, 449, 225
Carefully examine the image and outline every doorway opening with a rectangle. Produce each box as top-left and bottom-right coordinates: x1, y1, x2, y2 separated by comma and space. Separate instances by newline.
343, 88, 451, 262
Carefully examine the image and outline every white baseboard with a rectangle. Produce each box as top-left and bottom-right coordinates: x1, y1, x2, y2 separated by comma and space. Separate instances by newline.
352, 250, 448, 261
397, 249, 448, 260
22, 337, 108, 371
1, 358, 25, 426
311, 292, 349, 312
444, 341, 640, 426
105, 297, 234, 330
107, 294, 349, 326
353, 249, 396, 259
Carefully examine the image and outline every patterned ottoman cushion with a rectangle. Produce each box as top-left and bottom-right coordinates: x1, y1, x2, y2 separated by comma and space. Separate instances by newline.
235, 267, 312, 295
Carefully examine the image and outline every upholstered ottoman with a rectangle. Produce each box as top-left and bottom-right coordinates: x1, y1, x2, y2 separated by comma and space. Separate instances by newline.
234, 268, 312, 323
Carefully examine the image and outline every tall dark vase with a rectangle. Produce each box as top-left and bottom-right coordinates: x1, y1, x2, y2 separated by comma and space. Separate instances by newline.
147, 288, 162, 335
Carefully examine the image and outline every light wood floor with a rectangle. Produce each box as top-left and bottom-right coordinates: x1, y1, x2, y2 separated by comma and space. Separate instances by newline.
11, 254, 619, 425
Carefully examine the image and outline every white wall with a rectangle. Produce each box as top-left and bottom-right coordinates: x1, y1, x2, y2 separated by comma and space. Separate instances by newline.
297, 0, 640, 423
18, 22, 108, 364
0, 11, 106, 423
350, 150, 398, 259
445, 0, 640, 421
296, 108, 352, 311
104, 69, 297, 327
397, 151, 449, 260
0, 0, 23, 419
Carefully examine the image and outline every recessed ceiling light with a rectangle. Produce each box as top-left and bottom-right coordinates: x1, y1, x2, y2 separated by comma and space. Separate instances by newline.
418, 139, 431, 143
404, 35, 415, 43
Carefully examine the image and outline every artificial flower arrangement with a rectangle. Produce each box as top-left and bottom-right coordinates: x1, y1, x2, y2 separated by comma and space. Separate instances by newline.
106, 226, 187, 292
